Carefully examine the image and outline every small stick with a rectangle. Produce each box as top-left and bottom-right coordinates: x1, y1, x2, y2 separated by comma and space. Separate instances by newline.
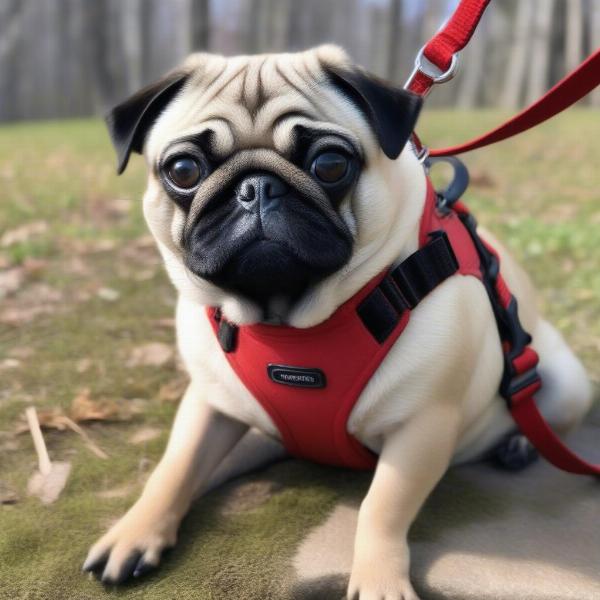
58, 415, 109, 459
25, 407, 52, 476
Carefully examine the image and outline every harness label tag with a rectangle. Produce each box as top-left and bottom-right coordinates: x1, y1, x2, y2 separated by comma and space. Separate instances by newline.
267, 364, 326, 389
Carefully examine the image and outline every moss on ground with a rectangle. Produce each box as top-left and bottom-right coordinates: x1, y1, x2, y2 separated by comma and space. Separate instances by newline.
1, 111, 599, 599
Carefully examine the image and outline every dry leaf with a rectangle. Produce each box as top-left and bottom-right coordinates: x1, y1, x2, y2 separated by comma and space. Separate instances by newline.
15, 408, 68, 433
27, 461, 71, 504
0, 267, 25, 299
0, 481, 19, 505
0, 431, 19, 452
0, 358, 21, 370
75, 358, 93, 373
127, 342, 173, 368
54, 415, 108, 459
132, 235, 155, 250
8, 346, 34, 359
97, 287, 120, 301
1, 221, 48, 247
129, 427, 161, 445
64, 256, 90, 276
97, 483, 136, 500
16, 406, 109, 459
469, 170, 496, 189
0, 305, 56, 326
21, 257, 47, 276
153, 317, 175, 329
68, 238, 117, 254
106, 197, 131, 217
70, 388, 122, 422
22, 283, 63, 303
158, 377, 188, 403
131, 269, 156, 281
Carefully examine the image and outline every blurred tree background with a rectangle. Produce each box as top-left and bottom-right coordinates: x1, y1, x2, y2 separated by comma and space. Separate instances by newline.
1, 0, 599, 122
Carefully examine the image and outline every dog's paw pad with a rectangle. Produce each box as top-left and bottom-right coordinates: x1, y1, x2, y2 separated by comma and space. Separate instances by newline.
492, 433, 538, 471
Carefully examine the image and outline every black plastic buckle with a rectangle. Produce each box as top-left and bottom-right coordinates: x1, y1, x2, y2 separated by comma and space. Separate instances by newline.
502, 297, 533, 360
498, 297, 540, 405
500, 362, 541, 406
213, 308, 238, 353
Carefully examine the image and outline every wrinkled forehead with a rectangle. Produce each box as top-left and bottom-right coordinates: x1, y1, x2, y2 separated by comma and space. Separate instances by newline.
145, 52, 373, 164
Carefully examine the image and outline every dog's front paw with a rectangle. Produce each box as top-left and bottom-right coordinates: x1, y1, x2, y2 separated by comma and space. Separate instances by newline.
82, 500, 180, 585
347, 544, 420, 600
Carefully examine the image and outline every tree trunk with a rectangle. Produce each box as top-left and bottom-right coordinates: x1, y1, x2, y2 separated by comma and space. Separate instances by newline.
590, 0, 600, 106
269, 0, 291, 52
456, 17, 487, 108
500, 0, 534, 108
121, 0, 143, 94
84, 0, 114, 111
564, 0, 583, 73
0, 0, 25, 120
525, 0, 555, 105
191, 0, 210, 51
386, 0, 403, 83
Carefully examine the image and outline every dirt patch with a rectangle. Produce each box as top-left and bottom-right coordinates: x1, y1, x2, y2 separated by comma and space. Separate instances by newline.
220, 479, 284, 516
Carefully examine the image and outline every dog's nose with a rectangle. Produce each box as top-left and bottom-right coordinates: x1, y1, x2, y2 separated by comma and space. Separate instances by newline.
235, 173, 289, 213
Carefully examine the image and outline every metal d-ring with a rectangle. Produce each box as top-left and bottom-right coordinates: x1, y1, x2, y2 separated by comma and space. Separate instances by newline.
405, 47, 459, 90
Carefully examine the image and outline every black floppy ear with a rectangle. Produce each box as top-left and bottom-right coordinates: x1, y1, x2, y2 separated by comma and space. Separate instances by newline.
105, 71, 190, 174
324, 65, 422, 160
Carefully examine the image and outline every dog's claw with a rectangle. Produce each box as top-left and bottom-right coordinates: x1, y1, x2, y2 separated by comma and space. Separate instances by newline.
101, 550, 142, 585
133, 556, 158, 578
82, 552, 109, 575
493, 433, 538, 471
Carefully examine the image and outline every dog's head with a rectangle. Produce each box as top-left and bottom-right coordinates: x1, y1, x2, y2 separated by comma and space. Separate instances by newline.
106, 46, 425, 325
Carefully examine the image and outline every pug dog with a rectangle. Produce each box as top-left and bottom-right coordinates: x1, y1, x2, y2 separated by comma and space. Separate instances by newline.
83, 46, 592, 599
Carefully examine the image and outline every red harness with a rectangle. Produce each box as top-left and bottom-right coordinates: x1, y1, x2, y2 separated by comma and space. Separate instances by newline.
205, 0, 600, 476
208, 181, 501, 469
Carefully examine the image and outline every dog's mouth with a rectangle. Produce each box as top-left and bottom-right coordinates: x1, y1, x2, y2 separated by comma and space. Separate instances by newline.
183, 167, 354, 310
204, 239, 319, 307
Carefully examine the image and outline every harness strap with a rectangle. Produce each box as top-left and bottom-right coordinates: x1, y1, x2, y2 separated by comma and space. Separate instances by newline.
430, 47, 600, 157
358, 231, 459, 343
457, 204, 600, 477
216, 230, 459, 352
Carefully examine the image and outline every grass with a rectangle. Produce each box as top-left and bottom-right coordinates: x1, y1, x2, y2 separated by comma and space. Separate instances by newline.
0, 110, 599, 599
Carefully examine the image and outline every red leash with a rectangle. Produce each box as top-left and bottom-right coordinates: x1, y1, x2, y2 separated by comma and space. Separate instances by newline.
430, 47, 600, 157
409, 0, 600, 476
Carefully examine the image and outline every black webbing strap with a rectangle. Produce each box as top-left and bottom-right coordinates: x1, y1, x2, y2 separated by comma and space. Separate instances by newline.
357, 231, 459, 343
215, 308, 239, 353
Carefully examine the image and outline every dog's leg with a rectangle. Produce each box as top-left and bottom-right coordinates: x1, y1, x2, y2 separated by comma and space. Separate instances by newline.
200, 428, 288, 497
348, 403, 461, 600
83, 382, 248, 584
532, 319, 593, 432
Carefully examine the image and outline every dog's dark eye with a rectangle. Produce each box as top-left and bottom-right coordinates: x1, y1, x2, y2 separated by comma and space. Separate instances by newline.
312, 152, 348, 184
167, 156, 201, 189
